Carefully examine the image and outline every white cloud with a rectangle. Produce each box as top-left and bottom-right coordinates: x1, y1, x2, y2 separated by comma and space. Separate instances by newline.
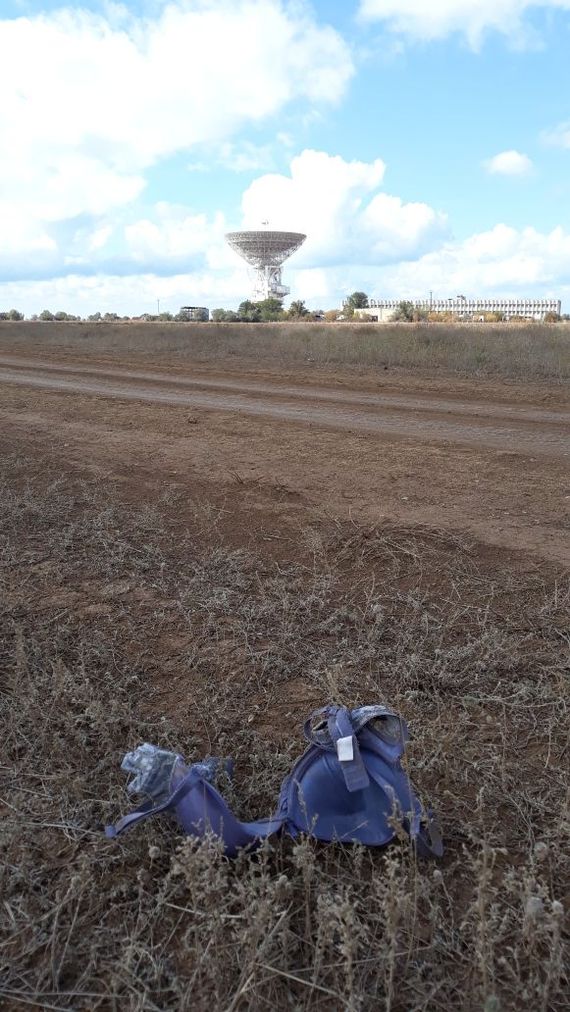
88, 226, 113, 252
372, 223, 570, 295
186, 140, 279, 174
2, 147, 568, 315
358, 1, 570, 47
541, 121, 570, 147
124, 205, 227, 265
239, 149, 448, 265
0, 1, 353, 267
1, 221, 570, 314
216, 142, 277, 173
484, 150, 533, 175
0, 268, 248, 318
118, 150, 448, 290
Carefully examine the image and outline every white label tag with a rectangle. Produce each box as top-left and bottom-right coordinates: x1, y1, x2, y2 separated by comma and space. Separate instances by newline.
336, 736, 354, 762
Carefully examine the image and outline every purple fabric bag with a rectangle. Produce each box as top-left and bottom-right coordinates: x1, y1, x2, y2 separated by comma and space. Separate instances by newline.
105, 705, 442, 858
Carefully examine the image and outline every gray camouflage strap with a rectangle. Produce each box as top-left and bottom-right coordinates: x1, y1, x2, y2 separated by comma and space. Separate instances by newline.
304, 705, 370, 793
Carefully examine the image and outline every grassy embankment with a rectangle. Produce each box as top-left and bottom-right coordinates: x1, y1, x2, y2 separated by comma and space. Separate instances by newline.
1, 320, 569, 380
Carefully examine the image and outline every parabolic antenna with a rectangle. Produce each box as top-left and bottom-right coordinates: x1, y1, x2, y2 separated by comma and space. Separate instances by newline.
225, 230, 306, 302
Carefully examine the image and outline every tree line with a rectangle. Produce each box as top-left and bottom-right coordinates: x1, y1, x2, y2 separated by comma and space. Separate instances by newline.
1, 294, 565, 323
0, 309, 201, 322
0, 300, 322, 323
212, 298, 317, 322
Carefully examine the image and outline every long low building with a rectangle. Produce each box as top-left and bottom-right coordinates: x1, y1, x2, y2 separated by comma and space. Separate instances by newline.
350, 297, 561, 322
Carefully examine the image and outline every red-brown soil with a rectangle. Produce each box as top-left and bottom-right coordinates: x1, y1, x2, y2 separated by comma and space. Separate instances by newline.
0, 348, 568, 568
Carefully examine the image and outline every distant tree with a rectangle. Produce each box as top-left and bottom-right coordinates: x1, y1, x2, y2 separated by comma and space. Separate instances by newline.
103, 312, 120, 321
5, 309, 24, 321
87, 312, 102, 322
288, 299, 309, 319
391, 301, 415, 322
212, 308, 239, 322
391, 301, 428, 323
39, 309, 55, 321
157, 311, 174, 321
257, 298, 285, 322
544, 311, 561, 323
237, 300, 261, 322
346, 291, 369, 310
51, 310, 79, 321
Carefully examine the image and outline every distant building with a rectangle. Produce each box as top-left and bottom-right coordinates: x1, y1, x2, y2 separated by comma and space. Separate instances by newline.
347, 296, 561, 323
179, 305, 209, 321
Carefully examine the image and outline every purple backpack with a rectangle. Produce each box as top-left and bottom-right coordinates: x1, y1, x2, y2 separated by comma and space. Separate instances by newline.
106, 704, 442, 858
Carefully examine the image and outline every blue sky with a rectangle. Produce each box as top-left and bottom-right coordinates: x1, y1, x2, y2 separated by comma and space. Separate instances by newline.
1, 0, 570, 315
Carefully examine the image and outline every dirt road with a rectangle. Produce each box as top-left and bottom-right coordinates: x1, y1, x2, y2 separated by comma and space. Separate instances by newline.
1, 351, 568, 566
1, 355, 568, 457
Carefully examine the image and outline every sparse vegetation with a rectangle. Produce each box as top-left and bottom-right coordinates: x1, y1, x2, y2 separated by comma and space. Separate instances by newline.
1, 451, 568, 1010
391, 301, 429, 323
287, 299, 309, 319
1, 319, 569, 380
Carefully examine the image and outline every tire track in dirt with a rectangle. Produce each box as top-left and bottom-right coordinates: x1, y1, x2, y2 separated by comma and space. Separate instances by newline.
0, 353, 568, 425
2, 364, 569, 459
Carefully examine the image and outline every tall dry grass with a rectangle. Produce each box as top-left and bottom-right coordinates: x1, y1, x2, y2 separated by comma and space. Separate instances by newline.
1, 454, 568, 1010
1, 320, 569, 380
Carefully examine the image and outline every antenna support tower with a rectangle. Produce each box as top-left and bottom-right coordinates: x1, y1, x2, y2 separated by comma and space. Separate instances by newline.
225, 230, 306, 302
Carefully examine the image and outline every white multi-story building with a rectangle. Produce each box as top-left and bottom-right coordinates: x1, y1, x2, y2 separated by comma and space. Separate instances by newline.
348, 296, 561, 322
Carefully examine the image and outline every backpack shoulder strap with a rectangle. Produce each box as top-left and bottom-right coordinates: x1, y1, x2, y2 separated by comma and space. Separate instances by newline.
106, 762, 289, 854
105, 767, 201, 838
358, 710, 444, 858
303, 705, 370, 792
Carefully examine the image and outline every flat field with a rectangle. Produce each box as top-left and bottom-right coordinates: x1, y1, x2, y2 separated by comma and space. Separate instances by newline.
1, 324, 568, 1011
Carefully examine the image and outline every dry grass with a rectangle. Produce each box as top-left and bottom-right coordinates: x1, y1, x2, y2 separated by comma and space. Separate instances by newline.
1, 457, 569, 1010
1, 320, 570, 380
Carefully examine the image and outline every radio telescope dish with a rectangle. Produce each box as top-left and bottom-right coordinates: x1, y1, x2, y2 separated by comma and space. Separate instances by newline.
225, 230, 306, 302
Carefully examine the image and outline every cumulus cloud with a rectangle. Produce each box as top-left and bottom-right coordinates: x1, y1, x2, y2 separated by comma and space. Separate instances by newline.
2, 147, 568, 315
0, 1, 353, 269
373, 223, 570, 295
118, 150, 448, 288
239, 149, 448, 265
358, 0, 570, 47
484, 150, 533, 175
2, 221, 570, 314
0, 268, 249, 318
124, 205, 227, 268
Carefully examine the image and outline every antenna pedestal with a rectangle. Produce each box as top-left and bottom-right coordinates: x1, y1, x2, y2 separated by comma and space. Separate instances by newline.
252, 265, 290, 301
